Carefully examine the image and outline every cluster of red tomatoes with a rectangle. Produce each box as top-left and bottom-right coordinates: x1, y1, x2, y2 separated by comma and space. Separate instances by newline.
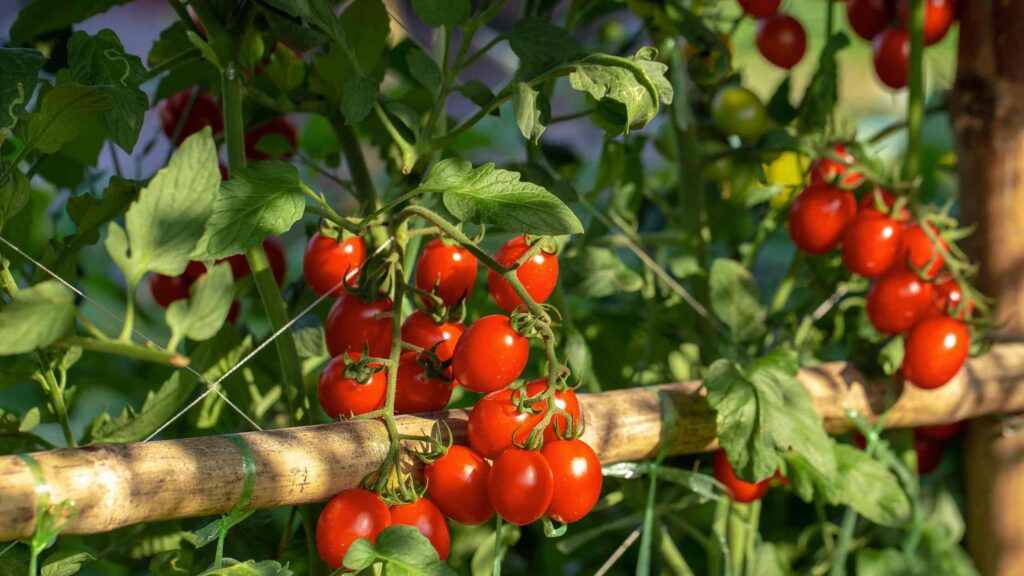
738, 0, 807, 70
306, 232, 602, 568
788, 143, 973, 390
845, 0, 957, 89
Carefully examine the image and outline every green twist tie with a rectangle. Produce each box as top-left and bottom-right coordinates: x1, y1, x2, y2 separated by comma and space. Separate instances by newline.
191, 435, 257, 569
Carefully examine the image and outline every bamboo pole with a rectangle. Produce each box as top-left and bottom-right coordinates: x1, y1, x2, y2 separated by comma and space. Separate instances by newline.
950, 2, 1024, 573
2, 343, 1024, 541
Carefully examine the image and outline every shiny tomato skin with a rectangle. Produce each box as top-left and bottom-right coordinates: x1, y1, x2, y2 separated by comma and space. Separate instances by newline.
160, 89, 223, 144
316, 489, 391, 569
787, 184, 857, 254
897, 223, 945, 279
739, 0, 781, 18
149, 272, 193, 307
898, 0, 955, 46
713, 450, 770, 503
756, 14, 807, 69
325, 294, 394, 358
424, 446, 494, 525
873, 28, 910, 89
317, 353, 386, 419
846, 0, 895, 40
859, 188, 910, 222
221, 238, 287, 285
245, 116, 298, 161
415, 239, 478, 307
467, 388, 544, 460
809, 143, 864, 189
866, 269, 934, 334
394, 352, 454, 415
400, 311, 464, 364
303, 233, 366, 297
488, 448, 554, 526
902, 316, 970, 389
389, 498, 451, 560
487, 236, 559, 312
932, 277, 973, 319
842, 212, 904, 277
524, 379, 582, 443
452, 315, 529, 394
541, 439, 602, 523
710, 85, 770, 140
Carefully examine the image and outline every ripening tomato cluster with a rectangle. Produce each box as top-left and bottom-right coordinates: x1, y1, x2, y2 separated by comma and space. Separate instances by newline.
309, 233, 603, 568
738, 0, 807, 70
148, 237, 286, 322
844, 0, 957, 89
788, 144, 973, 390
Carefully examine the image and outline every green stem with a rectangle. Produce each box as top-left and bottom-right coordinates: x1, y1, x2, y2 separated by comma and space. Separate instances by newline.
770, 252, 804, 314
636, 463, 659, 576
904, 0, 925, 183
36, 353, 76, 447
727, 503, 749, 576
829, 508, 858, 576
302, 183, 360, 234
117, 280, 136, 341
55, 336, 189, 367
329, 116, 378, 214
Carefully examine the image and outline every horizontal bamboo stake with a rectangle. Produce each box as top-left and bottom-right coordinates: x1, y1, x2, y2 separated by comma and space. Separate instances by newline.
2, 343, 1024, 541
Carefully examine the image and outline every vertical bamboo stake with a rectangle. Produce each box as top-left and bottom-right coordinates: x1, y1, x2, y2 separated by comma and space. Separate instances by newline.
950, 2, 1024, 574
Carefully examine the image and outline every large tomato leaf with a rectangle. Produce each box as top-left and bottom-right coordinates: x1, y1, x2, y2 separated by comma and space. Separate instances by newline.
23, 84, 111, 155
165, 263, 235, 347
0, 47, 45, 129
0, 280, 75, 356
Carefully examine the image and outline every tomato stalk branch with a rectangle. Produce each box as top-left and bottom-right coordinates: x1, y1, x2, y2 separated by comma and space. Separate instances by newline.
54, 336, 189, 367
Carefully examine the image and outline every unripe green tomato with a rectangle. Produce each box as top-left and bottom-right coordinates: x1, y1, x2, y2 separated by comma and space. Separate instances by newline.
710, 85, 769, 140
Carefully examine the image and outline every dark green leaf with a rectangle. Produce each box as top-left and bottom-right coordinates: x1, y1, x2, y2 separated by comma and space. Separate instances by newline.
797, 33, 850, 133
191, 161, 305, 261
148, 22, 192, 67
406, 48, 442, 96
341, 0, 391, 74
25, 84, 111, 154
40, 552, 94, 576
66, 176, 137, 247
766, 76, 798, 125
421, 158, 583, 236
0, 280, 75, 356
512, 82, 549, 144
0, 47, 45, 129
573, 246, 642, 298
508, 18, 581, 78
263, 0, 344, 42
411, 0, 470, 28
10, 0, 131, 42
198, 558, 293, 576
709, 258, 766, 342
832, 444, 910, 526
340, 74, 378, 125
568, 48, 671, 135
0, 171, 29, 232
454, 80, 495, 108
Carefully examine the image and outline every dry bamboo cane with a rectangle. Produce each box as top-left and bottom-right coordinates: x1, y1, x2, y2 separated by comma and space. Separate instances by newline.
2, 342, 1024, 541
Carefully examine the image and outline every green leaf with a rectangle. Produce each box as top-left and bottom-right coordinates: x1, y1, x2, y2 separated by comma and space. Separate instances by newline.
166, 263, 235, 345
340, 74, 378, 125
0, 170, 29, 232
879, 335, 905, 375
148, 22, 192, 67
266, 45, 306, 92
855, 548, 908, 576
0, 47, 45, 129
411, 0, 470, 28
198, 559, 293, 576
568, 48, 671, 135
454, 80, 495, 108
342, 0, 391, 73
40, 551, 95, 576
406, 48, 442, 96
342, 539, 377, 571
191, 510, 255, 549
67, 30, 148, 152
10, 0, 131, 42
709, 258, 766, 342
108, 128, 219, 284
66, 176, 138, 247
512, 82, 549, 145
263, 0, 344, 41
420, 158, 583, 236
0, 280, 75, 356
25, 84, 111, 154
191, 161, 305, 261
573, 246, 642, 298
832, 444, 910, 526
797, 33, 850, 133
508, 18, 581, 78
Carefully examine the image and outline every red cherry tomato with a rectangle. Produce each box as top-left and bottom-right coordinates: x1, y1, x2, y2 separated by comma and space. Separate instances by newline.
713, 450, 770, 503
932, 277, 973, 319
467, 388, 543, 460
488, 448, 554, 526
787, 184, 857, 254
389, 498, 450, 561
738, 0, 781, 18
873, 28, 910, 89
400, 311, 464, 365
325, 294, 394, 358
898, 0, 955, 46
415, 239, 478, 307
858, 188, 910, 222
902, 315, 969, 389
303, 233, 366, 297
756, 14, 807, 69
841, 212, 904, 277
897, 223, 945, 279
160, 89, 224, 144
316, 489, 391, 569
524, 379, 582, 443
487, 236, 559, 313
915, 421, 964, 442
221, 238, 287, 285
541, 439, 602, 523
149, 272, 193, 307
846, 0, 895, 41
245, 117, 298, 161
809, 143, 864, 189
914, 435, 945, 474
424, 445, 494, 525
866, 268, 934, 334
452, 315, 529, 394
317, 353, 386, 419
394, 352, 453, 415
